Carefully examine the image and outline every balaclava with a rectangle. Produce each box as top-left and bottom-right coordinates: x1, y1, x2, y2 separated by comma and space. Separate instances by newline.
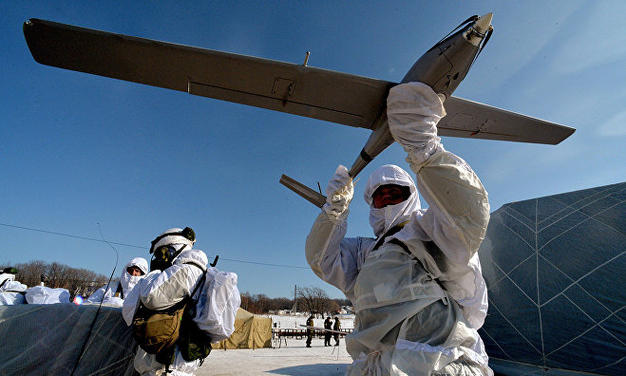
364, 165, 421, 237
119, 257, 148, 296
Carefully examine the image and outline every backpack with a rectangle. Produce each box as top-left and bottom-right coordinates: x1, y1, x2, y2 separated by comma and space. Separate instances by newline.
132, 267, 210, 365
178, 297, 212, 364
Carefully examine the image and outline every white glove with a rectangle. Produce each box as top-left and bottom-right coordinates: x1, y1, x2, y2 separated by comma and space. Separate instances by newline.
322, 165, 354, 219
387, 82, 447, 166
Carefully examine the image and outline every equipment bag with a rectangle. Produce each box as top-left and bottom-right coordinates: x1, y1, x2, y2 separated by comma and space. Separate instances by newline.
132, 299, 187, 355
178, 307, 212, 363
177, 267, 212, 363
132, 267, 207, 361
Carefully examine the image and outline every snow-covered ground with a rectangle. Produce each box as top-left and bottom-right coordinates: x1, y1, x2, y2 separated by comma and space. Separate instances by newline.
197, 337, 352, 376
196, 314, 355, 375
265, 314, 355, 330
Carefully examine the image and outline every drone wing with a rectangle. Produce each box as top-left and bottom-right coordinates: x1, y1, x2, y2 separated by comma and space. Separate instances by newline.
24, 18, 574, 144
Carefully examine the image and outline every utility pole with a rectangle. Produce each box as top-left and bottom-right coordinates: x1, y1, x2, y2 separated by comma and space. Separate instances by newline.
293, 285, 297, 313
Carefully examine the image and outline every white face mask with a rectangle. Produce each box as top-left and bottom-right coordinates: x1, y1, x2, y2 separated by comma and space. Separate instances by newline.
119, 271, 141, 296
369, 200, 414, 237
364, 165, 421, 237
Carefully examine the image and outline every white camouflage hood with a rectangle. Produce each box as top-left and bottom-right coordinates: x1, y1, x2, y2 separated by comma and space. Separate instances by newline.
364, 164, 421, 237
119, 257, 148, 296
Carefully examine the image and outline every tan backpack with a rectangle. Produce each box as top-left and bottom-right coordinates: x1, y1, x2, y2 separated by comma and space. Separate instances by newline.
132, 271, 207, 362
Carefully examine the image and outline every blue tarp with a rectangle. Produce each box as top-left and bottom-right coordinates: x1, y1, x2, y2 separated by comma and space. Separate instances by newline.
478, 182, 625, 375
0, 304, 136, 375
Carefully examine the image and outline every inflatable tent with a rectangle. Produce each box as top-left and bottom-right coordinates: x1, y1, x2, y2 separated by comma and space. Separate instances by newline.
478, 182, 625, 375
215, 308, 272, 349
0, 304, 135, 375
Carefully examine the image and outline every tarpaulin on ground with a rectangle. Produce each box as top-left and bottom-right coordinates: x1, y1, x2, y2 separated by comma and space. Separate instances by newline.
215, 308, 272, 349
0, 304, 136, 375
478, 182, 625, 375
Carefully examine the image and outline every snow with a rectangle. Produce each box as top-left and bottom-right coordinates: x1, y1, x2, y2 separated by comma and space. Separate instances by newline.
265, 314, 355, 330
195, 314, 355, 375
196, 337, 351, 376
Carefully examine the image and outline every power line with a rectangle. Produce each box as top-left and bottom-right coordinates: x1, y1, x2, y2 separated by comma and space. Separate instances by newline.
220, 258, 308, 269
0, 222, 144, 248
0, 222, 309, 269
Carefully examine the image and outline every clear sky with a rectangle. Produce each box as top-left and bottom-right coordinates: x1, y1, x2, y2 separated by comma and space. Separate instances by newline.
1, 1, 624, 298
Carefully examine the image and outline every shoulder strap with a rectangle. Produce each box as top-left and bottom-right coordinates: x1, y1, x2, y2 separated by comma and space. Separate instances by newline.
189, 270, 207, 301
372, 221, 409, 251
388, 238, 441, 262
389, 238, 449, 305
134, 264, 207, 317
115, 282, 124, 299
183, 262, 207, 304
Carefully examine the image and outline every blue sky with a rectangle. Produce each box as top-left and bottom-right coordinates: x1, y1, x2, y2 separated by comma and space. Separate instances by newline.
1, 1, 624, 298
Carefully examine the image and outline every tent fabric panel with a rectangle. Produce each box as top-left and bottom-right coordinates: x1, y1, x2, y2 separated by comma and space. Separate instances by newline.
548, 184, 618, 208
482, 214, 536, 274
216, 314, 253, 349
490, 358, 606, 376
577, 195, 622, 218
488, 276, 543, 355
562, 283, 613, 323
479, 182, 626, 375
535, 198, 575, 230
540, 295, 596, 355
503, 200, 539, 227
544, 326, 626, 373
593, 201, 626, 234
536, 209, 589, 251
598, 314, 626, 346
507, 256, 538, 305
0, 304, 135, 376
538, 219, 624, 281
576, 251, 625, 314
250, 316, 272, 348
214, 308, 272, 349
498, 209, 538, 250
537, 255, 576, 305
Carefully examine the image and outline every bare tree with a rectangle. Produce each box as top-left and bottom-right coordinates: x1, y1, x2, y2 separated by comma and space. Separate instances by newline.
254, 294, 271, 313
270, 297, 293, 311
240, 292, 253, 312
14, 260, 47, 286
47, 262, 68, 288
11, 260, 107, 298
296, 286, 335, 315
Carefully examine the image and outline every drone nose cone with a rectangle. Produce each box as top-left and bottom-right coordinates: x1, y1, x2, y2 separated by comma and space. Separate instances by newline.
474, 12, 493, 35
465, 12, 493, 46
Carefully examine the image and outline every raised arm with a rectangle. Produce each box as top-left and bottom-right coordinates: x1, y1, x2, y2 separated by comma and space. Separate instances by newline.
305, 165, 370, 297
387, 82, 490, 265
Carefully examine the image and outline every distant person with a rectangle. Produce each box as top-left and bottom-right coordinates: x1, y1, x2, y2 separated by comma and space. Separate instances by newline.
305, 314, 314, 348
324, 316, 332, 346
305, 83, 492, 375
0, 267, 27, 305
333, 316, 340, 346
122, 227, 240, 376
86, 257, 148, 307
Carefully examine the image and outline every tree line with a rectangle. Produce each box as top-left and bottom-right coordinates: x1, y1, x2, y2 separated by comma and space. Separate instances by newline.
240, 286, 351, 315
4, 262, 351, 314
6, 260, 109, 298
